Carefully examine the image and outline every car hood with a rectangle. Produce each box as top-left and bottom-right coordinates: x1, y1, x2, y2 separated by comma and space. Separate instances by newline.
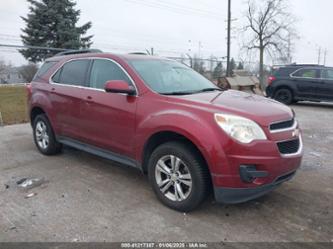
175, 90, 293, 127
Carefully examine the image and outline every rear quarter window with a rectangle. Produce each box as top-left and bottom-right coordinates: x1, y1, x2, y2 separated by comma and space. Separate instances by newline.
33, 61, 57, 81
273, 67, 299, 77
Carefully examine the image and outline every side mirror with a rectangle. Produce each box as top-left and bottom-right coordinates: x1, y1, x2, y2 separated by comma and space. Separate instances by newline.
104, 80, 136, 96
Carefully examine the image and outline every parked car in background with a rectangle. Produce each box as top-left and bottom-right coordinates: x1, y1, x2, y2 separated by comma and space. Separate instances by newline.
28, 51, 303, 212
266, 64, 333, 105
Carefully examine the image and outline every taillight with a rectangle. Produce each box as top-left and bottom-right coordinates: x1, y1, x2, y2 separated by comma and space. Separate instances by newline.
26, 83, 32, 97
267, 76, 276, 85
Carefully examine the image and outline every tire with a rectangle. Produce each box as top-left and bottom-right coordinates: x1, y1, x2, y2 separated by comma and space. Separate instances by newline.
148, 141, 210, 212
33, 114, 62, 155
274, 88, 293, 105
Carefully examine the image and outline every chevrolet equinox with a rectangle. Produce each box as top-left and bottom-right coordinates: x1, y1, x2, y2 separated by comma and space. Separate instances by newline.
28, 51, 303, 212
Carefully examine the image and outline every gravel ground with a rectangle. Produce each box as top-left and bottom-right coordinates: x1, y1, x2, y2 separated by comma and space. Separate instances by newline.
0, 102, 332, 242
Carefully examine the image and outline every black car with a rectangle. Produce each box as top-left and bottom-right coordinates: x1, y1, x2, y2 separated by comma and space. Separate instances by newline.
266, 64, 333, 105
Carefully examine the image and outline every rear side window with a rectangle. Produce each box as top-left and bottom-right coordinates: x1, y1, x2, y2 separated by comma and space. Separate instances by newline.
33, 61, 57, 80
272, 67, 297, 77
321, 69, 333, 80
53, 60, 90, 86
292, 68, 319, 79
89, 59, 131, 89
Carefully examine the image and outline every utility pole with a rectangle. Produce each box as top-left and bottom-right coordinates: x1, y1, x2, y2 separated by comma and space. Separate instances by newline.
324, 49, 327, 66
318, 47, 322, 65
226, 0, 231, 77
150, 47, 154, 56
198, 41, 202, 58
287, 33, 292, 64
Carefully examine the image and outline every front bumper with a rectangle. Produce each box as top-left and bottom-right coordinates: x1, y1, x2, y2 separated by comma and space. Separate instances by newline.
214, 170, 296, 204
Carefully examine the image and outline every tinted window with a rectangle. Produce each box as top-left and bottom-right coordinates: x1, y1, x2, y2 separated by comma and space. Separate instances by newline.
57, 60, 90, 86
52, 69, 62, 83
322, 69, 333, 80
272, 67, 298, 77
33, 61, 57, 80
293, 69, 318, 78
89, 59, 131, 89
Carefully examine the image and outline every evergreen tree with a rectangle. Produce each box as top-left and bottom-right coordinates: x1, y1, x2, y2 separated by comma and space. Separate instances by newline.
20, 0, 93, 62
237, 61, 244, 70
230, 58, 236, 72
213, 62, 223, 79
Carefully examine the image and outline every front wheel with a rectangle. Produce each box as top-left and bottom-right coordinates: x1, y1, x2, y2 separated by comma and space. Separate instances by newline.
274, 88, 293, 105
148, 142, 210, 212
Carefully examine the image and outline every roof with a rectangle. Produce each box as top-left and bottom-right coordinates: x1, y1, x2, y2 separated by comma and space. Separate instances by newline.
273, 64, 327, 68
47, 51, 166, 62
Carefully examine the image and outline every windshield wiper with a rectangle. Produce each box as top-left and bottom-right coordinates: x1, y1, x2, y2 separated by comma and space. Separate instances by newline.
161, 91, 196, 96
161, 88, 222, 96
194, 88, 223, 93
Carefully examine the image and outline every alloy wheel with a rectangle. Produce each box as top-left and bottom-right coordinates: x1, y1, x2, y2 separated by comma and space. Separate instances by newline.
35, 120, 49, 150
155, 155, 192, 202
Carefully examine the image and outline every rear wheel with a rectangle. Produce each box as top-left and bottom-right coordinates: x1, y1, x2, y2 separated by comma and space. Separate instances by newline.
33, 114, 62, 155
148, 142, 210, 212
274, 88, 293, 105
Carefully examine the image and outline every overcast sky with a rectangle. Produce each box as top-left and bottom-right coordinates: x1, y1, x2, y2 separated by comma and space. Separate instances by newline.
0, 0, 332, 67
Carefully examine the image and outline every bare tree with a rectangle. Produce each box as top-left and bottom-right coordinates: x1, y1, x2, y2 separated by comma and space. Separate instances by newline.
19, 63, 38, 82
243, 0, 297, 89
0, 60, 9, 84
0, 60, 6, 74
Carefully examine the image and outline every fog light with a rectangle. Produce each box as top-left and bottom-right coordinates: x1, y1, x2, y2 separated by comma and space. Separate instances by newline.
239, 165, 269, 183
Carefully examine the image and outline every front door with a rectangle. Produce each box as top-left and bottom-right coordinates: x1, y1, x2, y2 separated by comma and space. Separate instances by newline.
80, 58, 137, 158
292, 68, 321, 99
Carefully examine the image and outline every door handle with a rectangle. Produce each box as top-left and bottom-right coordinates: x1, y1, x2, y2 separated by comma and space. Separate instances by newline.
86, 96, 94, 103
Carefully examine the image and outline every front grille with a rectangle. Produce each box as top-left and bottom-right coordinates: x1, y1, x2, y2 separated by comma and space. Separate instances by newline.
270, 118, 295, 131
277, 139, 300, 155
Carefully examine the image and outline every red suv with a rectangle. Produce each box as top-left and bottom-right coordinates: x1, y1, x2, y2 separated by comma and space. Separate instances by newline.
28, 51, 303, 212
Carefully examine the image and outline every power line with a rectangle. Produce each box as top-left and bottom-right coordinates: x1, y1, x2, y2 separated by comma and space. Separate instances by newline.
0, 44, 69, 52
122, 0, 223, 19
146, 0, 221, 16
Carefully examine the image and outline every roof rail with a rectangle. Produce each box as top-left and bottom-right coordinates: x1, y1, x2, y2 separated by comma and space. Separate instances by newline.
55, 49, 103, 56
272, 64, 325, 68
289, 64, 324, 67
128, 52, 148, 55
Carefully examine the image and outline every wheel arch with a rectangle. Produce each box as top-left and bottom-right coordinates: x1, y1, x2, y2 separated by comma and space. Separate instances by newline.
30, 106, 47, 126
141, 130, 210, 176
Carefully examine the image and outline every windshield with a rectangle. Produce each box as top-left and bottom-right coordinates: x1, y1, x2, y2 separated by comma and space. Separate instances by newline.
128, 59, 219, 95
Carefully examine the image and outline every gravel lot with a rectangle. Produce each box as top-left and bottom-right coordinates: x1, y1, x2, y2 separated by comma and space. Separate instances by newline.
0, 102, 332, 242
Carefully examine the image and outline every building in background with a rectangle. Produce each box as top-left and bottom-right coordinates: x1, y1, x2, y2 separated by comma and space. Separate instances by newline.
0, 67, 26, 84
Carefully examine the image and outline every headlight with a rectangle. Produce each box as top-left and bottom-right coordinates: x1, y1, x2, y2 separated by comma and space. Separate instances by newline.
214, 114, 267, 144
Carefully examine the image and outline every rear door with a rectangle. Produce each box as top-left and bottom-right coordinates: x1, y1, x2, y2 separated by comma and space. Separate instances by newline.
50, 59, 91, 140
320, 69, 333, 101
80, 58, 137, 157
291, 68, 322, 99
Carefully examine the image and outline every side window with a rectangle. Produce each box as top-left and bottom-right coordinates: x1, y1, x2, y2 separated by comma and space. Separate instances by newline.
33, 61, 57, 81
89, 59, 131, 89
52, 69, 62, 83
55, 60, 90, 86
292, 69, 319, 79
322, 69, 333, 80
